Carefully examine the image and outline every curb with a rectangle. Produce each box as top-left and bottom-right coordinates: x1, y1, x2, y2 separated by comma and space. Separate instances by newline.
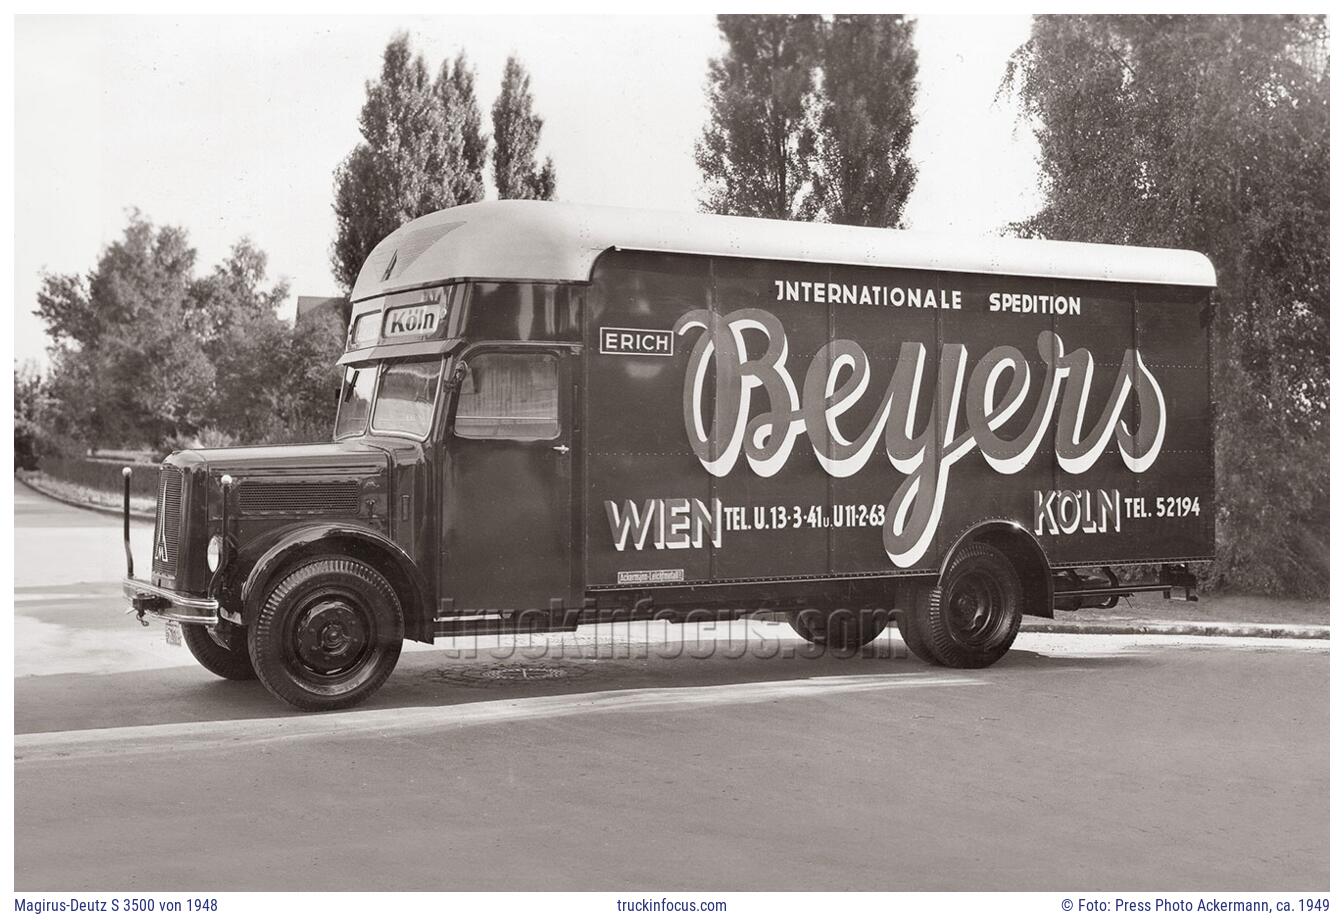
15, 475, 156, 522
1020, 620, 1328, 640
764, 610, 1325, 642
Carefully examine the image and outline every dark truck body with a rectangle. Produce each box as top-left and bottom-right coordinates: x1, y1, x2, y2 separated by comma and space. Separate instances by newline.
122, 201, 1216, 709
581, 251, 1213, 600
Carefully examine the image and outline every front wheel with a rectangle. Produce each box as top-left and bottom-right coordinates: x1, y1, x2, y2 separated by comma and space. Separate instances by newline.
898, 542, 1022, 669
248, 556, 404, 711
182, 623, 256, 681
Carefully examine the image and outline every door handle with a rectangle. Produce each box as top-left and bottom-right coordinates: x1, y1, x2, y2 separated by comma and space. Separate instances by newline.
553, 444, 570, 454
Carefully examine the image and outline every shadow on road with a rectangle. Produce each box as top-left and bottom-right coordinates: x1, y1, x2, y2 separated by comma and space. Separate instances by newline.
16, 624, 1139, 734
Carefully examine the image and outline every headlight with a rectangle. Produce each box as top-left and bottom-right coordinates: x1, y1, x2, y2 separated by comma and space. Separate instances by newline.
206, 534, 223, 572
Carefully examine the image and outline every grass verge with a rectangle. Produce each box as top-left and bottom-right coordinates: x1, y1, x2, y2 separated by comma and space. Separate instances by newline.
16, 470, 156, 516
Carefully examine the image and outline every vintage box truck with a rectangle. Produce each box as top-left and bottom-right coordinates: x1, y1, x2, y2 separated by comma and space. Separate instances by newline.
121, 201, 1216, 710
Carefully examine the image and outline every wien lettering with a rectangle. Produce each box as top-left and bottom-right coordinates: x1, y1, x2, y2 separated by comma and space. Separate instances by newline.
604, 498, 724, 551
672, 308, 1166, 568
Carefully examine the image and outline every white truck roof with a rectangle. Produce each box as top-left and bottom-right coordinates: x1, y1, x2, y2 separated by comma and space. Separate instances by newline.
350, 200, 1217, 303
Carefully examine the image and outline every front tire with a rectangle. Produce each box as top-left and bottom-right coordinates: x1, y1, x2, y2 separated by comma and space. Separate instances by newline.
248, 555, 404, 711
900, 542, 1022, 669
182, 623, 256, 681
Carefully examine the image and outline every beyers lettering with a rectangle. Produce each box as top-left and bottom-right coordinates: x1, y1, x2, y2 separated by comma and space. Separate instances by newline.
673, 308, 1166, 568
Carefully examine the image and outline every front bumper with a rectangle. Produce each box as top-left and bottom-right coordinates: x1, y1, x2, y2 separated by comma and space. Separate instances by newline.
123, 578, 219, 626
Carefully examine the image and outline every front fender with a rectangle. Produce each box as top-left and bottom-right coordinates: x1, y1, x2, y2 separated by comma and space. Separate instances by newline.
224, 521, 433, 636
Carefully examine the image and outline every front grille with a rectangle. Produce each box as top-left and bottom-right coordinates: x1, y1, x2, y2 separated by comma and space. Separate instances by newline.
152, 467, 183, 574
237, 480, 361, 516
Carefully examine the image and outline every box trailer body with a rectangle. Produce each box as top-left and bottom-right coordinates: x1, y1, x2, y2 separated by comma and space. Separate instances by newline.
120, 201, 1216, 710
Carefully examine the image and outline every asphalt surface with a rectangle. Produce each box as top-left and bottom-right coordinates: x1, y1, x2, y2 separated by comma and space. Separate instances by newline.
12, 481, 1330, 891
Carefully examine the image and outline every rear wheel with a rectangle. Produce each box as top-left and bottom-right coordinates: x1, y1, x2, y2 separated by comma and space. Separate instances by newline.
895, 602, 938, 665
786, 609, 887, 652
901, 542, 1022, 669
248, 555, 404, 711
182, 623, 256, 681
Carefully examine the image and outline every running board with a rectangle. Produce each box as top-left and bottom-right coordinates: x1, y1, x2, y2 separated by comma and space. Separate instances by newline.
433, 612, 581, 638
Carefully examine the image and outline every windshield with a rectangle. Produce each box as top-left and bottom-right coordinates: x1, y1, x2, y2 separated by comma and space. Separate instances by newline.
371, 359, 441, 438
334, 365, 376, 439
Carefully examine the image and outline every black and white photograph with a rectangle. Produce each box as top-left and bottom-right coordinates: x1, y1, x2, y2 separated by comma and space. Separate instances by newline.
7, 8, 1333, 913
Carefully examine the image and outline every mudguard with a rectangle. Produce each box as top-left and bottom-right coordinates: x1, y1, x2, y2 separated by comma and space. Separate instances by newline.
939, 519, 1054, 618
225, 521, 434, 640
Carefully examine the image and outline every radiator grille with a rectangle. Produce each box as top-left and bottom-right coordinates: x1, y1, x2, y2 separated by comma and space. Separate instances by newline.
152, 467, 183, 574
237, 480, 361, 516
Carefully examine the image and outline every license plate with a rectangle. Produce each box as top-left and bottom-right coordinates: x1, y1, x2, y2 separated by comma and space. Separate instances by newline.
164, 621, 183, 646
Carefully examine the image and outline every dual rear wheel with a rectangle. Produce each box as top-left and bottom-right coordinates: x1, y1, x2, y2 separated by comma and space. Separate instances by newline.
897, 541, 1023, 668
787, 541, 1023, 668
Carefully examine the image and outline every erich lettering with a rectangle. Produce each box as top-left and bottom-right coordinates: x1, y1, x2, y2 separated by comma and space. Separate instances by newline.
600, 326, 675, 356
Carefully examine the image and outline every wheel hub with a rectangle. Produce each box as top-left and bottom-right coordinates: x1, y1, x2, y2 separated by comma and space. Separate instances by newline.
948, 573, 1000, 641
295, 600, 369, 674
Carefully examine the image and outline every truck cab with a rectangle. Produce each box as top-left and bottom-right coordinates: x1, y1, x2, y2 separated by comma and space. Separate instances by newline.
125, 273, 585, 709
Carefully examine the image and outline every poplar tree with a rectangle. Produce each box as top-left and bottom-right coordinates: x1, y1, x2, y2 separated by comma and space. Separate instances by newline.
435, 51, 488, 204
491, 56, 556, 200
807, 15, 919, 227
332, 33, 479, 291
694, 14, 824, 220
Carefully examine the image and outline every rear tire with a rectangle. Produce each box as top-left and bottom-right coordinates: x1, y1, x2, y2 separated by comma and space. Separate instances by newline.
902, 542, 1023, 669
895, 601, 938, 665
786, 609, 887, 652
248, 555, 404, 711
182, 623, 256, 681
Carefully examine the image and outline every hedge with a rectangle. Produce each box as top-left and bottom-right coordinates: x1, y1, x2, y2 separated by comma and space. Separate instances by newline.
38, 455, 161, 498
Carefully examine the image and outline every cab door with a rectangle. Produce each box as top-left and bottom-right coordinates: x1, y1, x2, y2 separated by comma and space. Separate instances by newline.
440, 345, 579, 612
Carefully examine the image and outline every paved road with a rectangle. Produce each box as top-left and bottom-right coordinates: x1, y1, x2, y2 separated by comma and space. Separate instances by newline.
12, 481, 1330, 891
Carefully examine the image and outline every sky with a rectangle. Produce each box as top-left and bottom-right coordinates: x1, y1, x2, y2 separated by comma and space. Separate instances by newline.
12, 14, 1041, 366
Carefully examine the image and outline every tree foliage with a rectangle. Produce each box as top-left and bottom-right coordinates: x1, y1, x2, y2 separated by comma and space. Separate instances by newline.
1002, 14, 1329, 596
696, 15, 920, 227
807, 15, 919, 227
197, 241, 343, 445
37, 213, 214, 448
491, 56, 556, 200
437, 52, 489, 204
37, 215, 195, 351
14, 362, 51, 469
192, 239, 290, 344
34, 214, 343, 453
695, 14, 823, 220
331, 33, 488, 291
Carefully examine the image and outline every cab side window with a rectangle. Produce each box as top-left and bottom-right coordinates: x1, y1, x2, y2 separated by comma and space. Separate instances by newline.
454, 352, 559, 440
